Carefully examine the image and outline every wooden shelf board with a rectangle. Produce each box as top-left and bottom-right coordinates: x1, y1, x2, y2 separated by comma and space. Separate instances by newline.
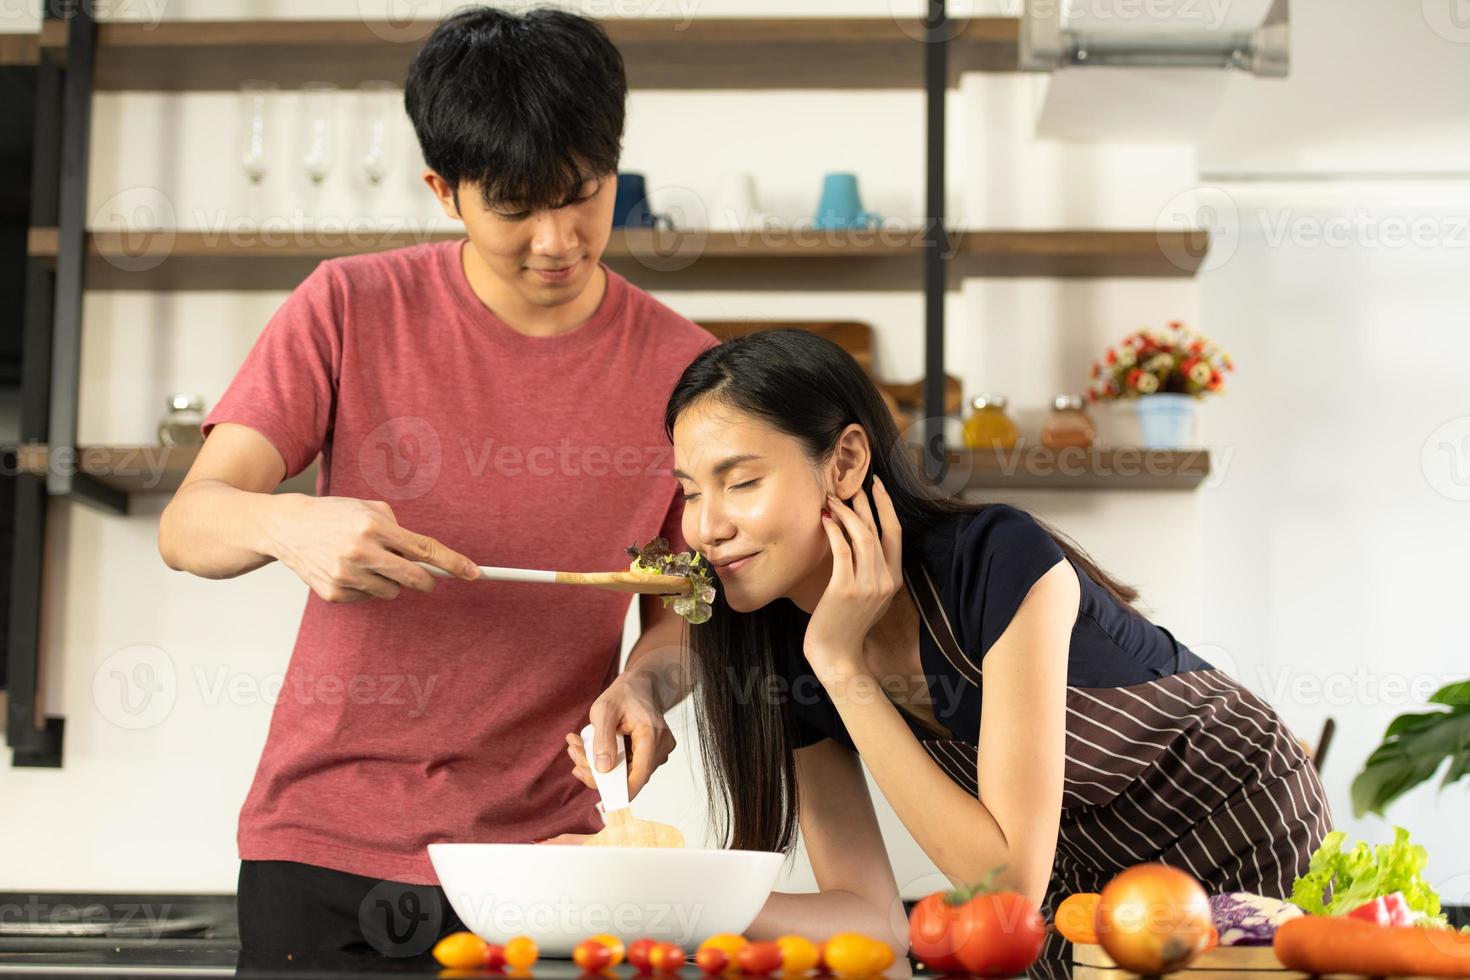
0, 34, 39, 67
27, 227, 1209, 290
12, 444, 316, 495
38, 17, 1019, 91
10, 443, 1208, 495
948, 447, 1212, 490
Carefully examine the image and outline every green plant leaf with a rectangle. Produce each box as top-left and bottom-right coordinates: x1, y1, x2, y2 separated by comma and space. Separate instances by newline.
1429, 680, 1470, 708
1352, 687, 1470, 817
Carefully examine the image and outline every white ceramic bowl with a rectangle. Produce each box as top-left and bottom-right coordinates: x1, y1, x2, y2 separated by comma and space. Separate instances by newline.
428, 843, 785, 957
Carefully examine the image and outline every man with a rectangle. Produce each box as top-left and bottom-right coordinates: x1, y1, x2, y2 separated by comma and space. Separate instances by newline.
157, 6, 713, 956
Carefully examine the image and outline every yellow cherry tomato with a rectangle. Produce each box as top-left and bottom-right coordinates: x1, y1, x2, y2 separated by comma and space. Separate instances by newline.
774, 935, 820, 975
823, 934, 883, 978
504, 935, 539, 969
700, 934, 748, 956
700, 933, 749, 974
432, 931, 488, 970
867, 939, 894, 973
589, 934, 626, 967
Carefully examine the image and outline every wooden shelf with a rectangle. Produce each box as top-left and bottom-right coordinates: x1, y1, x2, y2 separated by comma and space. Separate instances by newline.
26, 226, 1208, 291
9, 443, 1208, 497
948, 446, 1212, 490
0, 34, 38, 67
11, 444, 316, 496
37, 17, 1019, 91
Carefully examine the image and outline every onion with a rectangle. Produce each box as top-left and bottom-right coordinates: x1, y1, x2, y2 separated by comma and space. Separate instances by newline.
1095, 864, 1213, 974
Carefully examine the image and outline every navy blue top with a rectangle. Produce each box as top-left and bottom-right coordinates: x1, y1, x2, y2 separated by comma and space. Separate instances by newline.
784, 504, 1211, 749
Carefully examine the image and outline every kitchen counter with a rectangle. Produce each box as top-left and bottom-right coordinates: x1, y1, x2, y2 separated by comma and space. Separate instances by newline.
0, 947, 1092, 979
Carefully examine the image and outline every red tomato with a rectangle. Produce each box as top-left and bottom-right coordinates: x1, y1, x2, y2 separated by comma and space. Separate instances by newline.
649, 943, 687, 973
1347, 892, 1415, 927
629, 938, 660, 972
574, 940, 614, 973
736, 941, 783, 976
909, 892, 964, 971
951, 893, 1045, 976
482, 944, 506, 970
694, 947, 730, 974
909, 883, 1044, 976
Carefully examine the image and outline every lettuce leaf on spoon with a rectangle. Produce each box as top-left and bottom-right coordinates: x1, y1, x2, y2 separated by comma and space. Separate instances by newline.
626, 538, 715, 625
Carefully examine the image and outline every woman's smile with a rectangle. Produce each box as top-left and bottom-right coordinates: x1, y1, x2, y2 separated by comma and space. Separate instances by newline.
711, 551, 761, 577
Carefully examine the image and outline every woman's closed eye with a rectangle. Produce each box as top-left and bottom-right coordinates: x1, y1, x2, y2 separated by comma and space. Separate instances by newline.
682, 479, 759, 502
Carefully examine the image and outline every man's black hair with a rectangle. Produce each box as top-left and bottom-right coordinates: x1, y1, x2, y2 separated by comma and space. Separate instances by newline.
405, 6, 627, 212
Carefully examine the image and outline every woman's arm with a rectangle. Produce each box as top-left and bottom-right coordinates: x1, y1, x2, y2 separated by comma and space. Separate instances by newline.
820, 559, 1076, 906
745, 738, 910, 952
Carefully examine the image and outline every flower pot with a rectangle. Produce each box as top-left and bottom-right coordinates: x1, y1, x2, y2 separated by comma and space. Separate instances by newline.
1134, 393, 1197, 449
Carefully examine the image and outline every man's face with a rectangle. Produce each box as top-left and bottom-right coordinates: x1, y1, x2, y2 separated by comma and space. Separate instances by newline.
429, 171, 617, 308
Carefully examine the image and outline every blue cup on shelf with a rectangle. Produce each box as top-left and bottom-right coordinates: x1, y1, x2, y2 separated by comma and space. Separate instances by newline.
1135, 393, 1197, 449
613, 172, 674, 229
813, 172, 881, 230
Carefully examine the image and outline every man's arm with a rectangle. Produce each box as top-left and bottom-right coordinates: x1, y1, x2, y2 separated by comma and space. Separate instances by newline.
159, 422, 478, 599
159, 422, 292, 579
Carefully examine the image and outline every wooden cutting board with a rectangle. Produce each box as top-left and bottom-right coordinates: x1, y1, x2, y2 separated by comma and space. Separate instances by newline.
1073, 942, 1296, 973
1073, 940, 1460, 979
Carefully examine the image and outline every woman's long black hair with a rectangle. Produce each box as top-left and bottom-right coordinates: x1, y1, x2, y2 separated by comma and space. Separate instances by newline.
665, 329, 1141, 856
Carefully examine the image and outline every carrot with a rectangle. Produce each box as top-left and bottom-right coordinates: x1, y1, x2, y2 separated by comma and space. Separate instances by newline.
1273, 915, 1470, 977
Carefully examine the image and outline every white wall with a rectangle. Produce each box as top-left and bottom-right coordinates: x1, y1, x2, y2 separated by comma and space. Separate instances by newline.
6, 0, 1464, 905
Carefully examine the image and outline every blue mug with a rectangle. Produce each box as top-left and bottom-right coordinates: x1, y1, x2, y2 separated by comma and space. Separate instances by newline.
613, 172, 674, 229
814, 172, 881, 230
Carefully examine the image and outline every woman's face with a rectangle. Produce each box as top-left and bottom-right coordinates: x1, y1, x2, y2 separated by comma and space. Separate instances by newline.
672, 399, 835, 613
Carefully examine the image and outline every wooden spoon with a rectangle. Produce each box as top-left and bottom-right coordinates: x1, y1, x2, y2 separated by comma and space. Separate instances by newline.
578, 723, 685, 848
416, 562, 690, 596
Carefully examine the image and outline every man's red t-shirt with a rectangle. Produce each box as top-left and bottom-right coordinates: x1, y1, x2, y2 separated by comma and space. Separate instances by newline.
203, 240, 716, 884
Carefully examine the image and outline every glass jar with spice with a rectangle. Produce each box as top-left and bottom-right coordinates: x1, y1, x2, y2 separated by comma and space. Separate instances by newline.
158, 394, 207, 448
1040, 394, 1095, 450
962, 394, 1019, 450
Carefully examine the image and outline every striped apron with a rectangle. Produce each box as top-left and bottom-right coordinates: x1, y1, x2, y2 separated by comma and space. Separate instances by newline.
901, 561, 1334, 958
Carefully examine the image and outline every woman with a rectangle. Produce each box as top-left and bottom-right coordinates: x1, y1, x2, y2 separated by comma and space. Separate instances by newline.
563, 330, 1332, 955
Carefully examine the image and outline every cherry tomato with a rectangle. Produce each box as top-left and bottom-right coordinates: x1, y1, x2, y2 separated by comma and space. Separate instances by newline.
736, 941, 783, 975
432, 932, 489, 969
482, 943, 507, 970
590, 934, 627, 967
821, 934, 881, 979
575, 939, 614, 973
774, 936, 820, 974
629, 938, 661, 972
504, 935, 539, 970
699, 934, 749, 960
695, 947, 730, 974
867, 940, 894, 973
650, 942, 687, 973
